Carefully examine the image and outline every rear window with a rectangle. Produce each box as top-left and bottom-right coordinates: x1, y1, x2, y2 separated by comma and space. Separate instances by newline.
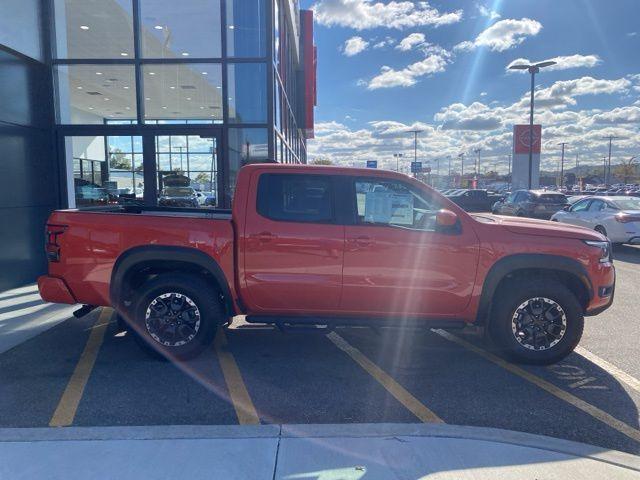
257, 174, 334, 223
537, 194, 567, 204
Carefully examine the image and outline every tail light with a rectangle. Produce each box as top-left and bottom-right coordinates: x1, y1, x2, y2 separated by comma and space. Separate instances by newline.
615, 213, 640, 223
45, 224, 67, 262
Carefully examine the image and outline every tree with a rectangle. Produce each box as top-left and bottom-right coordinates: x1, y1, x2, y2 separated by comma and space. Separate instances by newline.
614, 156, 638, 184
109, 149, 131, 169
310, 158, 333, 165
194, 172, 211, 184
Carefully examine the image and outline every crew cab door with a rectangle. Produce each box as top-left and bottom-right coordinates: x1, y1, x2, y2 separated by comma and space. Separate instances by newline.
340, 177, 480, 317
241, 172, 344, 313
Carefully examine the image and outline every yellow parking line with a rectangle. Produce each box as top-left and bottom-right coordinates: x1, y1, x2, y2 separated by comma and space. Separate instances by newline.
327, 331, 443, 423
214, 328, 260, 425
433, 329, 640, 443
49, 308, 112, 427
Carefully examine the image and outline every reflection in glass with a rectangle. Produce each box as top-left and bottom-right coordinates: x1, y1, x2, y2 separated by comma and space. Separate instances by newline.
156, 135, 218, 207
228, 128, 268, 198
140, 0, 221, 58
67, 135, 144, 207
142, 64, 223, 123
56, 65, 137, 124
226, 0, 266, 57
227, 63, 267, 123
54, 0, 134, 59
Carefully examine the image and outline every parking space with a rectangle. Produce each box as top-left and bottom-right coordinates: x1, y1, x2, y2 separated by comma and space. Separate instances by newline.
1, 247, 640, 456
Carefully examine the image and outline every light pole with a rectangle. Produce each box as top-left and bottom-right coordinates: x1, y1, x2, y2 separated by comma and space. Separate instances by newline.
447, 155, 452, 186
408, 130, 424, 178
393, 153, 404, 172
602, 135, 619, 185
509, 60, 557, 189
558, 142, 568, 189
458, 152, 465, 187
508, 153, 512, 180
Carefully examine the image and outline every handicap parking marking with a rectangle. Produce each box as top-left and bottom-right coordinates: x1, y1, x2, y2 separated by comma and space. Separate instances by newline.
214, 328, 260, 425
327, 331, 443, 424
573, 346, 640, 394
432, 329, 640, 444
49, 308, 112, 427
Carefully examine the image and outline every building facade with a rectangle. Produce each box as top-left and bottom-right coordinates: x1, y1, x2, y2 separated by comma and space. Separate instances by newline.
0, 0, 316, 290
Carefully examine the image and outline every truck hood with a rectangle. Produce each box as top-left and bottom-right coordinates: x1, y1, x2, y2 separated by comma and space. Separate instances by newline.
489, 215, 605, 241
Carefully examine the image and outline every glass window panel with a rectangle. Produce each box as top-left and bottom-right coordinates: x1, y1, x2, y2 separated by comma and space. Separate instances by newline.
140, 0, 221, 58
227, 128, 268, 199
227, 63, 267, 123
54, 0, 134, 59
56, 65, 137, 124
66, 135, 144, 208
143, 64, 223, 122
0, 0, 43, 60
226, 0, 266, 57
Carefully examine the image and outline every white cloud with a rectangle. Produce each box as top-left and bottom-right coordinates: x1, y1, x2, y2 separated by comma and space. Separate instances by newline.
531, 76, 631, 108
435, 102, 504, 131
342, 36, 369, 56
506, 54, 602, 72
311, 0, 463, 30
396, 33, 426, 51
628, 32, 638, 37
592, 106, 640, 124
480, 91, 488, 96
373, 36, 396, 49
455, 18, 542, 52
367, 51, 449, 89
477, 3, 500, 20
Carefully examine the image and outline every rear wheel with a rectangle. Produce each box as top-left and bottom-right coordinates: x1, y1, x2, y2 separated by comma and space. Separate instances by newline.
131, 273, 222, 360
595, 225, 607, 237
489, 278, 584, 365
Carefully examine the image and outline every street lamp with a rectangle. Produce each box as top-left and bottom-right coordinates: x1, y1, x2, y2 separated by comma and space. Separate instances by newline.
458, 152, 465, 187
393, 153, 404, 172
558, 142, 568, 189
408, 130, 424, 178
509, 60, 557, 189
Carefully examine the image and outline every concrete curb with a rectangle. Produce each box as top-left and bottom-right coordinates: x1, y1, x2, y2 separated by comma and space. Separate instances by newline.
0, 423, 638, 472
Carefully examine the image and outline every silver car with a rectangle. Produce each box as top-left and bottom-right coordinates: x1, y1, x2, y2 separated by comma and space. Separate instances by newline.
551, 196, 640, 245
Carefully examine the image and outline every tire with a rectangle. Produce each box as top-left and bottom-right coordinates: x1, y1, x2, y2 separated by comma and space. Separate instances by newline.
489, 278, 584, 365
130, 273, 222, 360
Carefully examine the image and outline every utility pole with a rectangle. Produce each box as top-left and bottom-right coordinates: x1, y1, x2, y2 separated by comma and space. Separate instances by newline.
508, 154, 512, 178
602, 135, 618, 185
558, 142, 568, 189
474, 148, 481, 177
458, 152, 465, 187
447, 155, 452, 187
603, 156, 607, 183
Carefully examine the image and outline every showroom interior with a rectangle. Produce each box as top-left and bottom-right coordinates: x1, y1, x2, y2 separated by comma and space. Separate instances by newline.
0, 0, 316, 290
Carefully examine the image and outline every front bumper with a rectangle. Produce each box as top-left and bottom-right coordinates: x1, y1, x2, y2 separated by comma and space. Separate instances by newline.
585, 264, 615, 316
37, 275, 76, 304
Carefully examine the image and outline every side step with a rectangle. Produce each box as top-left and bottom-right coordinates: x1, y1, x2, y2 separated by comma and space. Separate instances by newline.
246, 315, 466, 330
274, 322, 335, 334
73, 304, 97, 318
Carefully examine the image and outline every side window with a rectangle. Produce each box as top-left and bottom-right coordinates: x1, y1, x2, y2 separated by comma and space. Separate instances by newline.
506, 193, 517, 203
588, 200, 604, 212
257, 174, 334, 223
513, 192, 525, 202
354, 179, 440, 231
570, 199, 591, 212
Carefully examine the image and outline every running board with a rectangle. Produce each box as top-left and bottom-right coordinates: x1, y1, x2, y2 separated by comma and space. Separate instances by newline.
246, 315, 466, 330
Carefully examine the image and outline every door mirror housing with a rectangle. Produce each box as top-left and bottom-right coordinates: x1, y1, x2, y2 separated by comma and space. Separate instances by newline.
436, 209, 458, 228
563, 205, 571, 211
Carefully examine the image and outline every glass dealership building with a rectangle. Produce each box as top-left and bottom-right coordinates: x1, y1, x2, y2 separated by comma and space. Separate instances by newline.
0, 0, 316, 289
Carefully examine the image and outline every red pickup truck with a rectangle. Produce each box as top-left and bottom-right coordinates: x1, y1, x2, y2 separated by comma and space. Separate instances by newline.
39, 164, 615, 364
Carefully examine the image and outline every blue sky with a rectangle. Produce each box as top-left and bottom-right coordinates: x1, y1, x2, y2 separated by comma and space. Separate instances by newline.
302, 0, 640, 173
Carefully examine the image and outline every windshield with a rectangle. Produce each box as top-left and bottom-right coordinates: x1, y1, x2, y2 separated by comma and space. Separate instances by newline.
613, 198, 640, 210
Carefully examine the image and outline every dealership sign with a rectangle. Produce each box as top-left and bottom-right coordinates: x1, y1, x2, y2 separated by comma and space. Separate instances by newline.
512, 125, 541, 189
366, 160, 378, 168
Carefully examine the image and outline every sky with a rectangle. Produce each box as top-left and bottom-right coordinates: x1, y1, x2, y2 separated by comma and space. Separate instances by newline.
302, 0, 640, 174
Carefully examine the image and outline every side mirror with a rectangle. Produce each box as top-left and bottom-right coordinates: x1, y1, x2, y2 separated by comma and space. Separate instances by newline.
563, 205, 571, 211
436, 209, 458, 228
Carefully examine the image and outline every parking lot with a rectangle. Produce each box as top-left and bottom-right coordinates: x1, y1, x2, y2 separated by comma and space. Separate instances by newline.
1, 247, 639, 456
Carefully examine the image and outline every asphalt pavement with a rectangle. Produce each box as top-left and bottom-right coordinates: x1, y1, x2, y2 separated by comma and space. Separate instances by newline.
0, 246, 639, 460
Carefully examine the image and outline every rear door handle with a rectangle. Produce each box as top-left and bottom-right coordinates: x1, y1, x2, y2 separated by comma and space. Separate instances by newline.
251, 231, 275, 243
350, 235, 373, 248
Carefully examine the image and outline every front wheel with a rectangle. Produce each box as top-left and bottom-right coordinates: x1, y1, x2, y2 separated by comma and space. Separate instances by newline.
489, 279, 584, 365
131, 273, 222, 360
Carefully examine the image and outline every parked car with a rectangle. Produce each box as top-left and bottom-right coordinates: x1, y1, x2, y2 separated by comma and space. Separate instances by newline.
446, 189, 504, 212
39, 164, 614, 365
551, 195, 640, 245
159, 186, 199, 208
493, 190, 567, 219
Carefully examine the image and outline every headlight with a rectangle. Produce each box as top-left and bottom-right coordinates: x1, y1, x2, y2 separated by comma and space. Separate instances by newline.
583, 240, 611, 263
